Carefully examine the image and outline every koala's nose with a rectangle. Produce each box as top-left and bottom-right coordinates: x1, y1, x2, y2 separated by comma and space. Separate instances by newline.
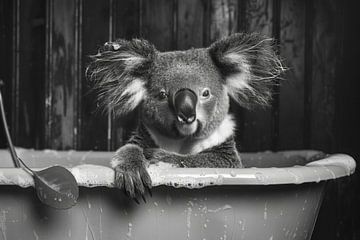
173, 88, 197, 124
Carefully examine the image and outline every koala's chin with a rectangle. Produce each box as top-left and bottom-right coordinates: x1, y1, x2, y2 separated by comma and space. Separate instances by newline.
175, 120, 199, 137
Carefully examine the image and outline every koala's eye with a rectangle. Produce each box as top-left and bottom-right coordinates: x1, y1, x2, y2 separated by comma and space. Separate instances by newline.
158, 89, 168, 100
201, 88, 211, 99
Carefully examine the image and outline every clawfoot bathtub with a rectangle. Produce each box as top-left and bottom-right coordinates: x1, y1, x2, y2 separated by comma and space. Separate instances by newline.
0, 149, 356, 240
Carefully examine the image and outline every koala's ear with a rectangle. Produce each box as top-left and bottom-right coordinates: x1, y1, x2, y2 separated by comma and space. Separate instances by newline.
86, 39, 156, 115
208, 33, 285, 107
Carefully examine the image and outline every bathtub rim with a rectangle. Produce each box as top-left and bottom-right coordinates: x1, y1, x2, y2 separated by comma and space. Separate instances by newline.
0, 149, 356, 188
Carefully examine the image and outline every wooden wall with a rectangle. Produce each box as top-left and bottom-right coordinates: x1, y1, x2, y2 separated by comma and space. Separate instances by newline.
0, 0, 359, 239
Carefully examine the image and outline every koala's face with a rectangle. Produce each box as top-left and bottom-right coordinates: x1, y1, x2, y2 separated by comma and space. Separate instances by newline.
88, 33, 284, 140
141, 49, 230, 139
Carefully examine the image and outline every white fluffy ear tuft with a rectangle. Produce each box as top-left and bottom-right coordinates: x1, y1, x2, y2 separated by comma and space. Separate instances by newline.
87, 39, 155, 116
118, 79, 147, 113
223, 53, 255, 101
209, 33, 286, 108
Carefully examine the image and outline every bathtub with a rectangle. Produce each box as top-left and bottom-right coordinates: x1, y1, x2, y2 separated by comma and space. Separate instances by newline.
0, 149, 356, 240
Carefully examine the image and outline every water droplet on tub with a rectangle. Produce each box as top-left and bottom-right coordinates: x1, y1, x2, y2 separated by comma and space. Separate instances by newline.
127, 222, 132, 237
166, 195, 172, 205
230, 170, 236, 177
204, 223, 207, 228
255, 172, 265, 183
264, 202, 268, 220
325, 167, 336, 179
287, 170, 301, 183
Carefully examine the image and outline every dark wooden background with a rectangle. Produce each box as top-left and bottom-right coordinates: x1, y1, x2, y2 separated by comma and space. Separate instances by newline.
0, 0, 359, 239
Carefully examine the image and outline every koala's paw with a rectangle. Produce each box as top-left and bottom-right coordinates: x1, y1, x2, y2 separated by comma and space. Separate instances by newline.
112, 152, 152, 203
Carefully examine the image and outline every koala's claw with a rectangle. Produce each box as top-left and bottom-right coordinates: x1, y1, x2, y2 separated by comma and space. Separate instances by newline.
114, 162, 152, 203
133, 197, 140, 205
146, 186, 152, 197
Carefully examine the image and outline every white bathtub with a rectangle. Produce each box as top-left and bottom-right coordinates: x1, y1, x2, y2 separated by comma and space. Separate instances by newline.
0, 149, 356, 240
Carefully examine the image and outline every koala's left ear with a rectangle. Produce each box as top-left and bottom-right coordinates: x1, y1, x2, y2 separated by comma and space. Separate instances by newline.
87, 39, 156, 116
208, 33, 285, 107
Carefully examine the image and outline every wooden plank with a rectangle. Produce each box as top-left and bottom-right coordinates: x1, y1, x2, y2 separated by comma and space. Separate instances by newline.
303, 0, 313, 149
80, 0, 110, 150
240, 0, 274, 152
0, 0, 14, 148
140, 0, 175, 51
16, 0, 46, 148
333, 0, 360, 158
271, 0, 280, 150
11, 0, 20, 145
310, 0, 340, 151
45, 0, 80, 149
177, 0, 205, 50
278, 0, 305, 150
113, 0, 140, 39
209, 0, 238, 42
237, 0, 247, 32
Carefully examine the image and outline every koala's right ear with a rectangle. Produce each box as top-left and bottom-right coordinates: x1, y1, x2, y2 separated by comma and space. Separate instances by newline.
86, 39, 156, 116
208, 33, 285, 108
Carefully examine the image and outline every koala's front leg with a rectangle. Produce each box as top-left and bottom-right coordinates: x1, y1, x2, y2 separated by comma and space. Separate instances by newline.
149, 150, 242, 168
111, 144, 152, 202
146, 139, 243, 168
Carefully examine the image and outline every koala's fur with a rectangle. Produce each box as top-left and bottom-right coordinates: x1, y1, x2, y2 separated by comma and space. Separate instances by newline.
87, 33, 285, 199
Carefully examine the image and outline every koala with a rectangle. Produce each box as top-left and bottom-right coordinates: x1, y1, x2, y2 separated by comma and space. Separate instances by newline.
87, 33, 284, 202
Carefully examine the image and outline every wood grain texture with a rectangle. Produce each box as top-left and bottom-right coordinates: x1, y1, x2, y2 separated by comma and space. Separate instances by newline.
140, 0, 175, 51
45, 0, 80, 149
177, 0, 205, 49
80, 0, 110, 151
16, 0, 46, 148
113, 0, 140, 39
241, 0, 274, 151
278, 0, 305, 150
310, 0, 341, 152
0, 0, 15, 148
333, 0, 360, 160
209, 0, 238, 43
